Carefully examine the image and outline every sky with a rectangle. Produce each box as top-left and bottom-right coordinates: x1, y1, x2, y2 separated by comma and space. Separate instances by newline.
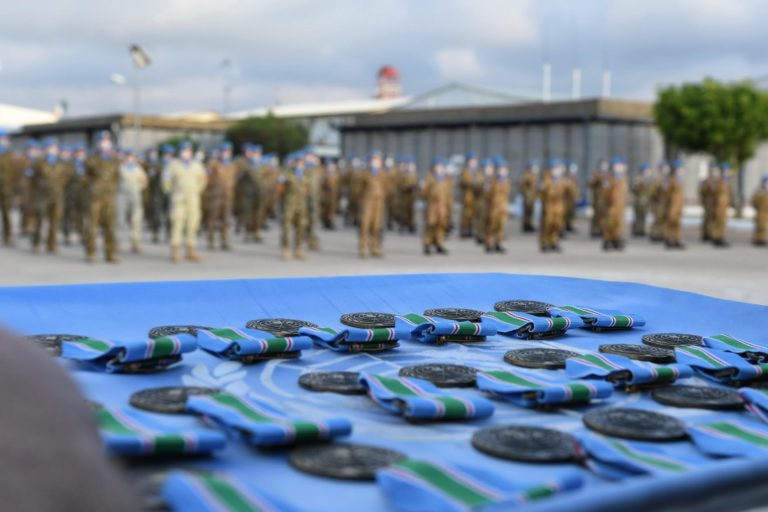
0, 0, 766, 116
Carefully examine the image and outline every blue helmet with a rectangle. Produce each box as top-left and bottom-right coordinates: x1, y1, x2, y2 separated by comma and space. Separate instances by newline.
493, 155, 507, 167
178, 141, 193, 150
527, 158, 540, 168
673, 158, 685, 169
26, 139, 40, 149
481, 157, 494, 168
639, 162, 650, 171
465, 150, 477, 160
368, 150, 383, 160
43, 136, 58, 147
610, 156, 625, 166
721, 162, 732, 171
548, 157, 561, 168
161, 144, 175, 154
219, 141, 233, 151
432, 156, 448, 166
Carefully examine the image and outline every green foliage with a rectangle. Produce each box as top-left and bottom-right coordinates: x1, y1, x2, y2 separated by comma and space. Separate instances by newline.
225, 114, 308, 157
155, 134, 195, 151
654, 78, 768, 168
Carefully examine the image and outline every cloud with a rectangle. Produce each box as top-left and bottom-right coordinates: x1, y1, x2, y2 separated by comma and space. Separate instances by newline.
434, 48, 484, 81
0, 0, 765, 115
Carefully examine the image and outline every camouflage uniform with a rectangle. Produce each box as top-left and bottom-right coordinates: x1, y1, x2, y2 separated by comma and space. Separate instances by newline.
588, 160, 609, 237
205, 152, 237, 250
699, 166, 719, 242
458, 156, 479, 238
601, 160, 627, 251
280, 164, 310, 260
539, 163, 567, 252
30, 151, 72, 254
305, 158, 321, 250
358, 156, 387, 258
752, 177, 768, 246
145, 153, 171, 243
485, 162, 511, 253
397, 160, 418, 233
631, 165, 652, 237
83, 153, 120, 262
519, 164, 538, 233
563, 162, 579, 232
664, 167, 685, 249
649, 163, 671, 242
474, 161, 495, 245
0, 146, 18, 245
320, 161, 340, 229
422, 161, 451, 254
710, 172, 732, 247
61, 151, 87, 246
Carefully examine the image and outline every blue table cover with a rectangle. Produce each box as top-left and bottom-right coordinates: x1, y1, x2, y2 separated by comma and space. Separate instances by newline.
1, 273, 768, 512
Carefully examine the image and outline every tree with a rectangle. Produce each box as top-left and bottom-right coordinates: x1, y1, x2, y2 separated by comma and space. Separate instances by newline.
654, 78, 768, 214
224, 114, 309, 157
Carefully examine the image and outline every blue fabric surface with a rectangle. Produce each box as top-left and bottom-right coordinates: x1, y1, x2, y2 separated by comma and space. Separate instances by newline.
1, 273, 768, 511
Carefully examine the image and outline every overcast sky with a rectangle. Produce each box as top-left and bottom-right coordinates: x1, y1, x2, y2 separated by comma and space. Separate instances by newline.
0, 0, 766, 115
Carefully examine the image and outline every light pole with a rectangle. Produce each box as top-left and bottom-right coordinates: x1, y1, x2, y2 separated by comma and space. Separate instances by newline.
219, 58, 239, 115
129, 44, 151, 149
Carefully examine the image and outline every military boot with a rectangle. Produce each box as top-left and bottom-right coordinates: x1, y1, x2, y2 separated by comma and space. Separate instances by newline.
186, 246, 201, 262
171, 246, 181, 263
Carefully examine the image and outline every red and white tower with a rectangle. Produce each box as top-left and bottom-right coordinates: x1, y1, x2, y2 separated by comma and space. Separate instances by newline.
375, 65, 402, 99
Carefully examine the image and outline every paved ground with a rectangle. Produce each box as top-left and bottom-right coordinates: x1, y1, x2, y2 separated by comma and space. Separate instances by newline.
1, 214, 765, 305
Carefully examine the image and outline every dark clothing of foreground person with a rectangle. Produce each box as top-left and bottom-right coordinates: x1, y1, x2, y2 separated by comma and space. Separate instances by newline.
0, 328, 138, 511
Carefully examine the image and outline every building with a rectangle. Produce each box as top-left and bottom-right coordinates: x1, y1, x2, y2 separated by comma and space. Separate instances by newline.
341, 97, 661, 190
15, 113, 229, 152
0, 103, 57, 131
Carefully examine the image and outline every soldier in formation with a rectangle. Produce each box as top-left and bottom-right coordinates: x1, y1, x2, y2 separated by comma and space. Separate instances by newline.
279, 152, 311, 260
752, 176, 768, 247
709, 163, 731, 248
4, 133, 764, 265
357, 151, 387, 258
600, 158, 627, 251
205, 142, 237, 250
163, 141, 207, 263
631, 163, 653, 237
518, 159, 538, 233
0, 129, 18, 246
458, 151, 479, 239
422, 157, 451, 255
664, 160, 686, 249
117, 149, 148, 254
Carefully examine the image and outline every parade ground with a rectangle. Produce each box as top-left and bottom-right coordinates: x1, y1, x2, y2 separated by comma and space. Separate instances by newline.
1, 216, 764, 305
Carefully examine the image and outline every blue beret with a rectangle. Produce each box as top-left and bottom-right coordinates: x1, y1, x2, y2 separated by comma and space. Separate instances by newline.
252, 144, 263, 152
548, 157, 561, 168
26, 139, 40, 148
481, 157, 494, 167
432, 156, 447, 166
72, 143, 85, 151
658, 159, 669, 167
639, 162, 650, 171
465, 150, 476, 160
493, 155, 508, 167
161, 144, 175, 153
527, 158, 539, 168
673, 159, 685, 168
720, 162, 731, 170
43, 137, 58, 147
96, 130, 111, 140
178, 141, 192, 150
610, 156, 625, 165
123, 147, 135, 155
368, 150, 383, 159
219, 141, 233, 151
